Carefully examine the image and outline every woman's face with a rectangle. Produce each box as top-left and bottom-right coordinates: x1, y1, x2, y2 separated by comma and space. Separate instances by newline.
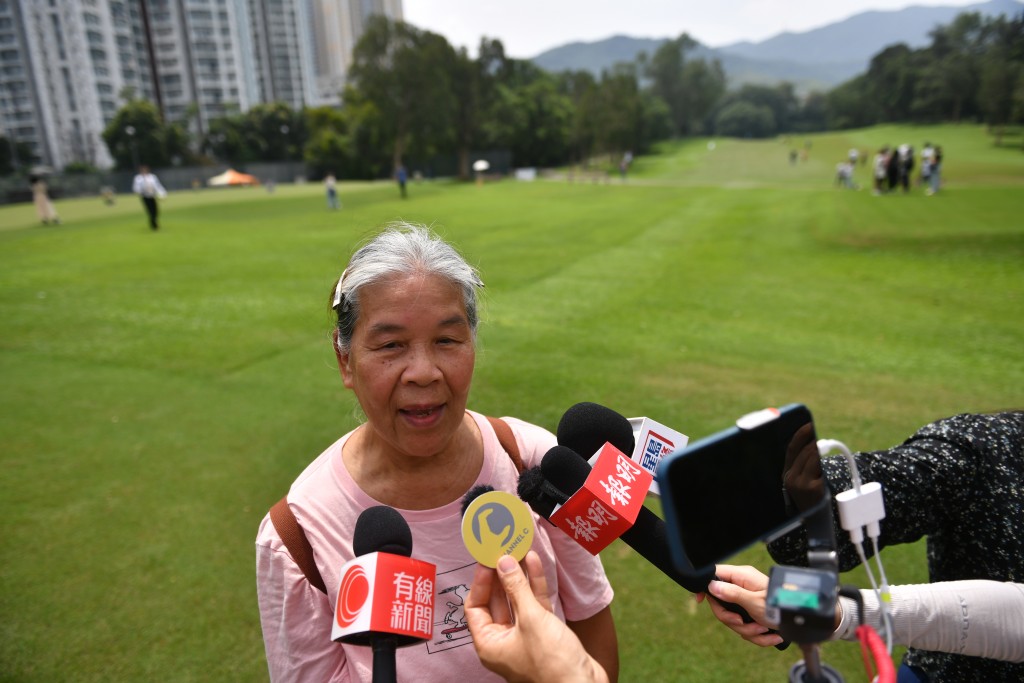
337, 272, 476, 459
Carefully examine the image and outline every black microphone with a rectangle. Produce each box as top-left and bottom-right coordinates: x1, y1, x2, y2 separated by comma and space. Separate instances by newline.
342, 506, 426, 683
537, 445, 715, 594
354, 505, 413, 557
552, 403, 789, 648
557, 401, 636, 459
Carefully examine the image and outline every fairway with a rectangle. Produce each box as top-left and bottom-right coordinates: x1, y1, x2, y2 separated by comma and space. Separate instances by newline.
1, 124, 1022, 682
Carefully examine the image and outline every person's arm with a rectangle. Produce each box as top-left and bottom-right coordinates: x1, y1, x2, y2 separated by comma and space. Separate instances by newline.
835, 581, 1024, 663
465, 552, 609, 683
706, 565, 1024, 664
153, 175, 168, 198
769, 414, 985, 571
255, 516, 347, 682
567, 606, 619, 683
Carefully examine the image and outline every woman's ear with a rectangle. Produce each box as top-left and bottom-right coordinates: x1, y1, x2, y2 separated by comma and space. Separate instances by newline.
332, 329, 354, 388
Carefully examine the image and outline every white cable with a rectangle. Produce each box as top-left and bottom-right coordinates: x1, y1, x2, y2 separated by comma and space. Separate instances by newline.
855, 541, 893, 653
822, 436, 894, 654
817, 439, 862, 492
871, 536, 894, 654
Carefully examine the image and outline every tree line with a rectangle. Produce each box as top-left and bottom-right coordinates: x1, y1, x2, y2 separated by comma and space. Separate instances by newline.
4, 11, 1021, 179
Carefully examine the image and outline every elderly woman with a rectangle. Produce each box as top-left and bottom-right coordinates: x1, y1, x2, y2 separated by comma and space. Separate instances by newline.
256, 223, 618, 682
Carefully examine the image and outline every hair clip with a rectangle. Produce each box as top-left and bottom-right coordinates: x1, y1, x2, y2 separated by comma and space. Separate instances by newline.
332, 268, 347, 309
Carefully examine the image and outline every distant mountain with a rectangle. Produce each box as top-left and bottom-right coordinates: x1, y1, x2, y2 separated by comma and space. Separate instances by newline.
530, 0, 1023, 92
720, 0, 1023, 63
530, 35, 666, 74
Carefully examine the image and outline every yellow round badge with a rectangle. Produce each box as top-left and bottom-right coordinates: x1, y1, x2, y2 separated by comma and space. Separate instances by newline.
461, 490, 535, 567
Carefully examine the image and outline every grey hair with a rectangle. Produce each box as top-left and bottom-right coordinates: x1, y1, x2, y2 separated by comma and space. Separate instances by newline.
331, 222, 484, 352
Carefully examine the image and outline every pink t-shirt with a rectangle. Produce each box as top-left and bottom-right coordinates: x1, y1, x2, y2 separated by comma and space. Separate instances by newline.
256, 411, 614, 683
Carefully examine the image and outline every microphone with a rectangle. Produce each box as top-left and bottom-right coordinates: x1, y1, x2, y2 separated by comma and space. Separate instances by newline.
557, 401, 635, 459
333, 506, 436, 683
537, 445, 714, 594
551, 403, 789, 648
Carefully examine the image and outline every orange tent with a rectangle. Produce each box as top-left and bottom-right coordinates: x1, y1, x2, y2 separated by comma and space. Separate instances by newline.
207, 169, 260, 187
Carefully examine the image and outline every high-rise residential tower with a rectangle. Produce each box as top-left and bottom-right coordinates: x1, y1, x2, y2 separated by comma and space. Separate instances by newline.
0, 0, 402, 170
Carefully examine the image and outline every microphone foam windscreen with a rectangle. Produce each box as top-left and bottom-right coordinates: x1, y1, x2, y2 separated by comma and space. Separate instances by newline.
461, 484, 495, 517
517, 464, 569, 519
557, 402, 635, 458
541, 445, 592, 496
353, 505, 413, 557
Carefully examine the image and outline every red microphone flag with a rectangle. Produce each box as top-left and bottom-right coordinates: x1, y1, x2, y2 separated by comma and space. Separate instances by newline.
549, 443, 654, 554
332, 552, 436, 644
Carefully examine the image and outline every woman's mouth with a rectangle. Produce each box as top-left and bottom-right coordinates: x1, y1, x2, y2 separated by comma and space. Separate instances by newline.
400, 405, 444, 425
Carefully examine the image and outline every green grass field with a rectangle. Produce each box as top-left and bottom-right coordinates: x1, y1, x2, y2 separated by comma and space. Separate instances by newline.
1, 124, 1021, 682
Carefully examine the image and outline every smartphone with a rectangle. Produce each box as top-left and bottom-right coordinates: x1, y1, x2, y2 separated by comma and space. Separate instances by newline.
656, 404, 828, 575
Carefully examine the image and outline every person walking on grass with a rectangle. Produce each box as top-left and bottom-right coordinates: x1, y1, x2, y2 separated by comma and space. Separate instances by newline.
30, 174, 60, 225
132, 165, 167, 230
324, 172, 340, 209
926, 146, 943, 196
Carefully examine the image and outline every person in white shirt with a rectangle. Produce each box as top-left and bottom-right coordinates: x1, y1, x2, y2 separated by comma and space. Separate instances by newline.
132, 165, 167, 230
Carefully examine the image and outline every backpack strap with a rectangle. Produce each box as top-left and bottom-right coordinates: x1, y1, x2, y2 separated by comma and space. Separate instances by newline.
269, 496, 327, 594
269, 416, 522, 595
486, 416, 524, 473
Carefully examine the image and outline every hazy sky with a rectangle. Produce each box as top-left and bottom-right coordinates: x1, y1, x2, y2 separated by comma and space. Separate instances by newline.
403, 0, 987, 57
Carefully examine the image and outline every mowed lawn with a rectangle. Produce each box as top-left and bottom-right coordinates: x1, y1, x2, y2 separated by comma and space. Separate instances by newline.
1, 124, 1021, 682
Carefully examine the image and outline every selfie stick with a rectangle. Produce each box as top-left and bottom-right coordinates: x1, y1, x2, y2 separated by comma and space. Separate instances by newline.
785, 493, 845, 683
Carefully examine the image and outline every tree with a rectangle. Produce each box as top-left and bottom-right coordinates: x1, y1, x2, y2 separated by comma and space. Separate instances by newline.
244, 102, 302, 162
825, 75, 877, 129
103, 99, 168, 169
593, 64, 642, 158
679, 59, 726, 135
865, 44, 918, 121
715, 84, 798, 135
644, 34, 698, 136
791, 91, 828, 132
0, 136, 36, 176
347, 17, 459, 173
557, 70, 600, 164
715, 101, 776, 138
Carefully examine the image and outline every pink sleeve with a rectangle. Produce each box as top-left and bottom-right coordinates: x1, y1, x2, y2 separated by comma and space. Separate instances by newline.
256, 515, 348, 683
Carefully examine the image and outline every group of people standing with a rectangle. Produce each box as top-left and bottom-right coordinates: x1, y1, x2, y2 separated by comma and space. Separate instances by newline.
869, 142, 943, 196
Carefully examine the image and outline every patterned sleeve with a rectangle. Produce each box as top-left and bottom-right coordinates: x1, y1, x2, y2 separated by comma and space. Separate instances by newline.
768, 412, 1020, 571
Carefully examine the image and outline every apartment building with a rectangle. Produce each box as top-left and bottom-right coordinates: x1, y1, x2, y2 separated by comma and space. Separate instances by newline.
0, 0, 402, 170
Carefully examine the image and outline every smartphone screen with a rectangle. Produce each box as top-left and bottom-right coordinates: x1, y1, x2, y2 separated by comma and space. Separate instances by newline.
656, 404, 828, 574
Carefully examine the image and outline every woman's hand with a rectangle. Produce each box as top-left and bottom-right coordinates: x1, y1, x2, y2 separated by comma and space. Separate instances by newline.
698, 565, 784, 648
465, 551, 608, 683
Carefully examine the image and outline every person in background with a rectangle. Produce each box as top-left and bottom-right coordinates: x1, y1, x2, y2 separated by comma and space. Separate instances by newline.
873, 146, 890, 195
324, 171, 340, 209
100, 185, 116, 206
926, 146, 943, 196
920, 142, 934, 188
395, 164, 408, 198
30, 174, 60, 225
767, 410, 1024, 682
132, 165, 167, 230
835, 160, 856, 189
897, 144, 914, 193
256, 223, 618, 683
